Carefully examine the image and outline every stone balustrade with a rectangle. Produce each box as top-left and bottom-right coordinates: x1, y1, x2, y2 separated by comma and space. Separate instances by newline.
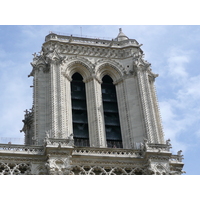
147, 143, 171, 152
170, 154, 184, 163
0, 144, 44, 154
72, 147, 143, 158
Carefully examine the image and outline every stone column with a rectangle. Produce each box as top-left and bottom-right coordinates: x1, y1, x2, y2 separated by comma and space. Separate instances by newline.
56, 61, 70, 139
148, 78, 165, 144
49, 61, 59, 138
136, 66, 164, 144
85, 77, 106, 147
115, 80, 132, 149
48, 60, 73, 140
33, 65, 49, 145
136, 68, 154, 143
122, 75, 147, 145
62, 75, 73, 139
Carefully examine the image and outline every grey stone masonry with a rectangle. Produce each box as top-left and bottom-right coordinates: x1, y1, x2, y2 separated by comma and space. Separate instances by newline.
0, 29, 184, 175
28, 29, 165, 146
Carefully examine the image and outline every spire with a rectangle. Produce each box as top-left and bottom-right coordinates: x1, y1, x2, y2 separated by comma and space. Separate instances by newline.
115, 28, 129, 41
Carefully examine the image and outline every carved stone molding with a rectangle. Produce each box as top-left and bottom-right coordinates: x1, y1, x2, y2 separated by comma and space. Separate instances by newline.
64, 56, 95, 69
95, 59, 124, 83
29, 54, 50, 77
46, 156, 72, 175
43, 38, 139, 59
62, 56, 93, 81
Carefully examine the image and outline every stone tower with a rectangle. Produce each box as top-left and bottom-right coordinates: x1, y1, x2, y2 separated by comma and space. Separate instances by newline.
0, 29, 184, 175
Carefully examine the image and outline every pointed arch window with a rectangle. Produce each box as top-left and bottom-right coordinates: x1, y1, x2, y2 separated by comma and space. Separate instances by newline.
101, 75, 123, 148
71, 73, 90, 147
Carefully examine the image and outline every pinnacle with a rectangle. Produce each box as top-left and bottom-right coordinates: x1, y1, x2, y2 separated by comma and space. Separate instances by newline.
115, 28, 129, 41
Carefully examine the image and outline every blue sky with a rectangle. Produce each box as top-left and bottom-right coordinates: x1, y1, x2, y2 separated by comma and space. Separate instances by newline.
0, 25, 200, 175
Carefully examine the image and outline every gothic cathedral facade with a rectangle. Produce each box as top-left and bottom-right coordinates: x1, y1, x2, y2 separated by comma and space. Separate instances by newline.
0, 29, 184, 175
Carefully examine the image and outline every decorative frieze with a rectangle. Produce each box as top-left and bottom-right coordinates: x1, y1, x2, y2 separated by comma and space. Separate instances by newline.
42, 42, 138, 60
44, 33, 140, 59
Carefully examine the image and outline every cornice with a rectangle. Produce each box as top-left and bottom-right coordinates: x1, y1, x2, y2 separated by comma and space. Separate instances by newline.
42, 39, 140, 60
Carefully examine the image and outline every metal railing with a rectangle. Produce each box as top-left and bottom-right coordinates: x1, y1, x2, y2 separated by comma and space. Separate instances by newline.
107, 140, 123, 148
45, 32, 139, 47
49, 31, 114, 41
0, 137, 24, 145
74, 138, 90, 147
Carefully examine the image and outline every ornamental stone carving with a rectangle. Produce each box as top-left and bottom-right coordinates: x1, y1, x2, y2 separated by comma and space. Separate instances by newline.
46, 156, 72, 175
0, 162, 31, 175
70, 165, 146, 175
0, 30, 184, 175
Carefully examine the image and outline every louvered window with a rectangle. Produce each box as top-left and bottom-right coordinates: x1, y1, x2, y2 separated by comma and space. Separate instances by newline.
101, 75, 122, 148
71, 73, 89, 147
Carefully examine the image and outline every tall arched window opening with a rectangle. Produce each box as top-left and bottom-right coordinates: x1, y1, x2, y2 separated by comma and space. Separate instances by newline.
71, 73, 90, 147
101, 75, 123, 148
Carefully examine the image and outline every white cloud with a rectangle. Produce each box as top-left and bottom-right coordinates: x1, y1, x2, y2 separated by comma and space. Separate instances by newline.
180, 75, 200, 100
158, 46, 200, 153
0, 46, 6, 58
168, 55, 189, 79
160, 101, 188, 153
165, 47, 192, 84
195, 130, 200, 138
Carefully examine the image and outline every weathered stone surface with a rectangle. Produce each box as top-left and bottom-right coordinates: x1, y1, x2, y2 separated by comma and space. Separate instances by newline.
0, 29, 184, 175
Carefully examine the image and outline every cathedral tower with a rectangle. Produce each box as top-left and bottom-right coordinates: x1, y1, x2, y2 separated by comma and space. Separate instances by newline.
28, 28, 164, 147
0, 29, 184, 175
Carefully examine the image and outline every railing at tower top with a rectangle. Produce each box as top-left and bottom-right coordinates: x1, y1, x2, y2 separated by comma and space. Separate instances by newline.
48, 31, 114, 41
0, 137, 24, 145
45, 31, 140, 47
